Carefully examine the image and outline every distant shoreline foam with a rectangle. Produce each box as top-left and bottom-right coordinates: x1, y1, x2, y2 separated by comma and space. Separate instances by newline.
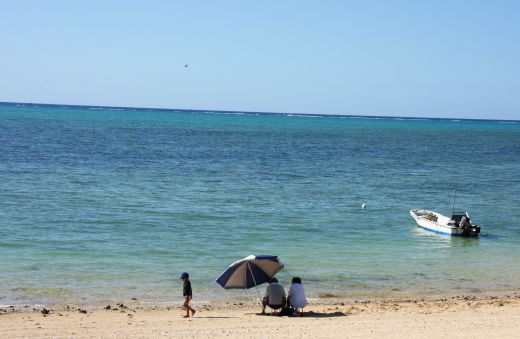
1, 101, 518, 123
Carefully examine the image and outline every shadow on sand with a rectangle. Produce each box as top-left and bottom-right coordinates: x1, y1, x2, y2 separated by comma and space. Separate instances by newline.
252, 311, 346, 318
303, 311, 346, 318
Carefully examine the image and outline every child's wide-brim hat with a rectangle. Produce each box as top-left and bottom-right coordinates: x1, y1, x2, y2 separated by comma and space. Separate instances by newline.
180, 272, 189, 279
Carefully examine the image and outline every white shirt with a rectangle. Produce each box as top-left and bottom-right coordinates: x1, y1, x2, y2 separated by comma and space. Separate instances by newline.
288, 283, 307, 308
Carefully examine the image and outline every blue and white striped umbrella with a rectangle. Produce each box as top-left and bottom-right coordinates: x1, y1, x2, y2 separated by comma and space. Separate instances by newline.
216, 255, 284, 289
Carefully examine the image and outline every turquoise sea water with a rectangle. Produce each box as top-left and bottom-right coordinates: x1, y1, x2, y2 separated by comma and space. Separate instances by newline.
1, 103, 519, 306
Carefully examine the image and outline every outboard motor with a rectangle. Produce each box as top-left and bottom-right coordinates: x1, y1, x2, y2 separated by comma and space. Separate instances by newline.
459, 213, 480, 236
461, 223, 480, 236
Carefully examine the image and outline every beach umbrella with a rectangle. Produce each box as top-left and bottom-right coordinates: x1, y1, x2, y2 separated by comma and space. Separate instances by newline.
216, 255, 284, 300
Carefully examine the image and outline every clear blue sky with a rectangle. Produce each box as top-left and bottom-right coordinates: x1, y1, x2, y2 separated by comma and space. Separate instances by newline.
1, 1, 519, 119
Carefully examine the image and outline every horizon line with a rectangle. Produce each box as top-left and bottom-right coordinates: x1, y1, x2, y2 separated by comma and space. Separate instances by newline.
0, 100, 518, 123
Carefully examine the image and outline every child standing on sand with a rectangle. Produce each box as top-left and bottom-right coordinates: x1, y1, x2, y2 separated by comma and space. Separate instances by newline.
180, 272, 195, 318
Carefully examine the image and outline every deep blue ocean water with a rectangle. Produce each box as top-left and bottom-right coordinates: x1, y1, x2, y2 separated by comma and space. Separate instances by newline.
1, 103, 519, 305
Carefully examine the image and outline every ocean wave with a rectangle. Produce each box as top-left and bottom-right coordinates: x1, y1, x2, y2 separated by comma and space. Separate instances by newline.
285, 114, 323, 118
390, 117, 432, 121
204, 111, 247, 115
338, 116, 383, 120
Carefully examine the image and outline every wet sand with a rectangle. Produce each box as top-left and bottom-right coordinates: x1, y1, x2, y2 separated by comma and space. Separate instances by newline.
1, 292, 519, 338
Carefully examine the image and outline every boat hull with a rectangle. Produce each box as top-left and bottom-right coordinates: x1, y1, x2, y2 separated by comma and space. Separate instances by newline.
410, 209, 479, 236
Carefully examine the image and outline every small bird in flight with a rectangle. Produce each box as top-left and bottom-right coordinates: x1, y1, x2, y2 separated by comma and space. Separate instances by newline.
184, 64, 189, 68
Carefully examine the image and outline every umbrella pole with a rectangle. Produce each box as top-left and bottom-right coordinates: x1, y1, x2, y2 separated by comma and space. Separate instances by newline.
247, 262, 262, 306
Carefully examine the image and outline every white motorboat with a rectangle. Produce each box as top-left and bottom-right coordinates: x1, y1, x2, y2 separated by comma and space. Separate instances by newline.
410, 190, 481, 236
410, 209, 480, 236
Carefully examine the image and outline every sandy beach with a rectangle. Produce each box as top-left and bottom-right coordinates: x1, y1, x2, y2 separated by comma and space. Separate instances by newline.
2, 293, 519, 338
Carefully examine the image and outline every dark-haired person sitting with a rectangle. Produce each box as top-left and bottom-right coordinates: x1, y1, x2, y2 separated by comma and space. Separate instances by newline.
287, 277, 307, 316
261, 278, 286, 315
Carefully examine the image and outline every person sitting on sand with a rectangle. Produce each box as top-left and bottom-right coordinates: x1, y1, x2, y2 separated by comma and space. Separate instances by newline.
287, 277, 307, 315
180, 272, 196, 318
262, 278, 286, 314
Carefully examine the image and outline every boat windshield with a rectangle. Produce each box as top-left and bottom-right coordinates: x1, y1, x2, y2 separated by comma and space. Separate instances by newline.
451, 212, 469, 223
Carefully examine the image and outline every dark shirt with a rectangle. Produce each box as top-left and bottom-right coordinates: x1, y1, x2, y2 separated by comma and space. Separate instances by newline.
183, 280, 192, 297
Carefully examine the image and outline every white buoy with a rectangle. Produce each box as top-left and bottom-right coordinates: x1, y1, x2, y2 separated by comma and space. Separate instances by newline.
361, 203, 366, 209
